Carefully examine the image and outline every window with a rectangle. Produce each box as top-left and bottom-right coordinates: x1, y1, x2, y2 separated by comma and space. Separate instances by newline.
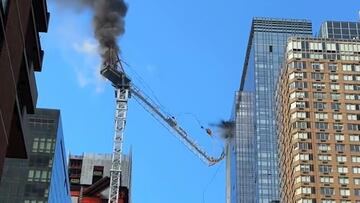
345, 94, 358, 100
339, 177, 349, 184
350, 145, 360, 152
338, 166, 348, 173
28, 170, 34, 181
315, 113, 328, 119
313, 92, 326, 99
289, 72, 307, 80
337, 155, 347, 162
354, 178, 360, 185
333, 123, 343, 131
310, 43, 323, 51
348, 124, 360, 131
348, 114, 358, 121
346, 104, 356, 111
290, 101, 308, 109
295, 176, 314, 183
319, 154, 332, 161
290, 91, 308, 99
293, 121, 310, 129
350, 135, 360, 141
315, 122, 328, 130
316, 133, 329, 140
331, 103, 341, 110
314, 102, 327, 109
294, 143, 312, 150
352, 156, 360, 163
290, 81, 308, 89
291, 112, 308, 119
343, 64, 352, 71
319, 165, 332, 173
32, 138, 39, 153
297, 199, 315, 203
335, 134, 344, 141
326, 43, 336, 51
318, 144, 331, 151
353, 167, 360, 174
329, 74, 339, 80
333, 114, 343, 120
321, 200, 335, 203
355, 189, 360, 196
293, 132, 311, 140
295, 164, 313, 172
313, 83, 325, 89
339, 188, 350, 196
312, 73, 324, 80
336, 144, 345, 152
344, 75, 354, 81
294, 154, 313, 161
320, 187, 334, 195
331, 94, 341, 100
344, 84, 354, 91
296, 187, 314, 195
330, 84, 340, 90
328, 64, 337, 71
320, 176, 334, 183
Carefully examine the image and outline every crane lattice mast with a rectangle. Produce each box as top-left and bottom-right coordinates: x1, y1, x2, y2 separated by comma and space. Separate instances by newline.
100, 49, 225, 203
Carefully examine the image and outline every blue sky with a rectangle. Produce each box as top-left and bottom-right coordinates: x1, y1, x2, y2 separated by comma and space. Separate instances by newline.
38, 1, 359, 202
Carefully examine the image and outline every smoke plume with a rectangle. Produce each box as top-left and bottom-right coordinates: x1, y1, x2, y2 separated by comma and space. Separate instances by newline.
215, 120, 235, 140
57, 0, 128, 62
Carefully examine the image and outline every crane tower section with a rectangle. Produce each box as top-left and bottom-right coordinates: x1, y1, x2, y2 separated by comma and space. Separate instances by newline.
101, 51, 131, 203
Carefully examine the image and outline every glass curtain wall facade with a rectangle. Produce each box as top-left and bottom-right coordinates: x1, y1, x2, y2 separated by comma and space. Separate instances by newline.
0, 108, 71, 203
229, 92, 256, 203
319, 21, 360, 40
233, 18, 312, 203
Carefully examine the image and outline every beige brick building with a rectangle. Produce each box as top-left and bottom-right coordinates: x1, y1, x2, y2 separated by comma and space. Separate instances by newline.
276, 37, 360, 203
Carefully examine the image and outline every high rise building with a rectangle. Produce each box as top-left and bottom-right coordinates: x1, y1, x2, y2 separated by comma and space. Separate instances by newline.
68, 153, 132, 203
0, 108, 71, 203
319, 21, 360, 40
277, 36, 360, 203
228, 17, 312, 203
0, 0, 50, 178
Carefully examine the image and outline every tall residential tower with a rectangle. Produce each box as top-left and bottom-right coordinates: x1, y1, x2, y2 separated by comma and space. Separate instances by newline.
277, 36, 360, 203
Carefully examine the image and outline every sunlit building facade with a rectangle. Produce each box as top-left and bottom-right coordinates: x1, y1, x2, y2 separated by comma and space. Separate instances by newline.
229, 17, 312, 203
277, 37, 360, 203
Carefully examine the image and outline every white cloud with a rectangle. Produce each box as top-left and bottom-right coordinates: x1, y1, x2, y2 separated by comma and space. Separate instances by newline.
73, 39, 98, 56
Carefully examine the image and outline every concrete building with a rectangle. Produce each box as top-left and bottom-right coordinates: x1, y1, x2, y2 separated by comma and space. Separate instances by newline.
228, 17, 312, 203
68, 153, 132, 203
0, 108, 71, 203
276, 37, 360, 203
0, 0, 50, 178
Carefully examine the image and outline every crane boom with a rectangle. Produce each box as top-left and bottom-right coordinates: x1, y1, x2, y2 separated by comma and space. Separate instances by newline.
130, 85, 225, 165
100, 51, 225, 203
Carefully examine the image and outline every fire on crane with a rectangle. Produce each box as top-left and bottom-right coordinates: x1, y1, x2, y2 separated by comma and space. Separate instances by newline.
100, 48, 225, 203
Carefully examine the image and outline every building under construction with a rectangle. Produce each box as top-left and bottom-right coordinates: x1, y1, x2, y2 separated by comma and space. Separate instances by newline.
68, 153, 132, 203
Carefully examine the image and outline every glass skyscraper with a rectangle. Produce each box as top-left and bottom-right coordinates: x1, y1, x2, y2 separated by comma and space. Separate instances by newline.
229, 18, 312, 203
0, 108, 71, 203
319, 21, 360, 39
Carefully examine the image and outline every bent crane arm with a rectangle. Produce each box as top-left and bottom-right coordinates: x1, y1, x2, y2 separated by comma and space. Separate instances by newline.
130, 85, 225, 166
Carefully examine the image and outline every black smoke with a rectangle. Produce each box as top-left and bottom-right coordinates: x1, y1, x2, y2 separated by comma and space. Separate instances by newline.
56, 0, 128, 62
215, 120, 235, 140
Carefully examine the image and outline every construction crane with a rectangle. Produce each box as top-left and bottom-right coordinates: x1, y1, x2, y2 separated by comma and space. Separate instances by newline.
100, 49, 225, 203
